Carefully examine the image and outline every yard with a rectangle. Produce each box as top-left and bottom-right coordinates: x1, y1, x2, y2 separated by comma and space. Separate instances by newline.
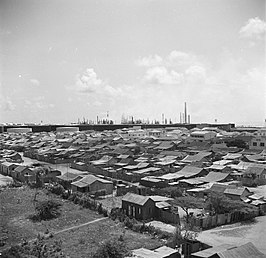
0, 186, 163, 257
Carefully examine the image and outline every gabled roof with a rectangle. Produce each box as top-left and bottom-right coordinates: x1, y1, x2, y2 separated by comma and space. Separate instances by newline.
224, 187, 251, 196
122, 193, 152, 206
182, 151, 212, 163
245, 166, 266, 176
191, 244, 235, 258
71, 174, 112, 188
56, 172, 83, 181
201, 172, 230, 183
14, 165, 29, 173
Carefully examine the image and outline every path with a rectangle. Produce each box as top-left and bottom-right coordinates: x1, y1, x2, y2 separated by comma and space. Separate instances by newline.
52, 217, 108, 235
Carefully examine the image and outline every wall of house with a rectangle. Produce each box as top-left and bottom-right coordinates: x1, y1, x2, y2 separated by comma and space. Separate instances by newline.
122, 199, 155, 220
90, 181, 113, 195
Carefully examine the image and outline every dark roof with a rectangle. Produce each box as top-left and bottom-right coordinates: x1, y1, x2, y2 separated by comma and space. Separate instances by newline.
218, 242, 266, 258
56, 172, 82, 181
122, 193, 152, 206
14, 165, 29, 173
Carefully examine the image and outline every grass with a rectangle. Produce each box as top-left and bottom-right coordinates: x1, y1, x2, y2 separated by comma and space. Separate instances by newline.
0, 186, 163, 257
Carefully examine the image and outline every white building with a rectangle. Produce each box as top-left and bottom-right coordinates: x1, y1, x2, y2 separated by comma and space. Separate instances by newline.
190, 131, 216, 142
249, 128, 266, 150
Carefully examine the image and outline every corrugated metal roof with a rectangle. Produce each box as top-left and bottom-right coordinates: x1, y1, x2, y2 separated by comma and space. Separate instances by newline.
122, 193, 151, 206
218, 242, 266, 258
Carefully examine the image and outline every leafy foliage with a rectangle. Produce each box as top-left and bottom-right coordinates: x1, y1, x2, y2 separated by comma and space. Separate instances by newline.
1, 239, 66, 258
92, 238, 131, 258
205, 192, 257, 215
171, 196, 204, 223
29, 200, 61, 221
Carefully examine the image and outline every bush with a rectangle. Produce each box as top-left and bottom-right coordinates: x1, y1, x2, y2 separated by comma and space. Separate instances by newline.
29, 200, 61, 221
92, 238, 131, 258
46, 183, 65, 196
1, 239, 66, 258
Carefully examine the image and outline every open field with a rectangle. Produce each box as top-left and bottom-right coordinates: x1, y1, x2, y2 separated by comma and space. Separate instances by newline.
0, 186, 163, 257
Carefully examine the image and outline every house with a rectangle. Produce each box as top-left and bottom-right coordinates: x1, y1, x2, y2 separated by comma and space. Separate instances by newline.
56, 172, 84, 188
0, 161, 18, 176
190, 131, 216, 142
11, 165, 36, 183
122, 193, 179, 223
249, 128, 266, 150
122, 193, 156, 220
71, 174, 113, 195
224, 187, 252, 201
243, 166, 266, 185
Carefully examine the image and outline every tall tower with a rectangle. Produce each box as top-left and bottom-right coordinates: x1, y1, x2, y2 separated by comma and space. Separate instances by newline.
184, 102, 187, 124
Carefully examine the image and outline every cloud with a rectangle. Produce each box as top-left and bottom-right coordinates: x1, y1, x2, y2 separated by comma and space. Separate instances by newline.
24, 97, 55, 110
0, 96, 15, 111
30, 78, 40, 86
144, 66, 184, 85
136, 54, 163, 67
239, 17, 266, 40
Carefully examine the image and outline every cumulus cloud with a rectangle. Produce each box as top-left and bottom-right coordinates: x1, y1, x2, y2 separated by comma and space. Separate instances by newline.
144, 66, 184, 85
30, 78, 40, 86
136, 54, 163, 67
239, 17, 266, 40
75, 68, 102, 93
24, 97, 54, 110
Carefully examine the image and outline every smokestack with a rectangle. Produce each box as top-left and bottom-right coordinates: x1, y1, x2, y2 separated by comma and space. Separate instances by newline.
184, 102, 187, 124
180, 113, 182, 124
162, 113, 164, 124
188, 115, 190, 124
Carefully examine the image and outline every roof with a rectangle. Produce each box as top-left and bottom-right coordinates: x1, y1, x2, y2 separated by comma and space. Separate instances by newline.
223, 153, 242, 160
218, 242, 266, 258
182, 151, 212, 163
201, 172, 230, 183
122, 193, 152, 206
245, 166, 266, 176
155, 201, 171, 209
71, 174, 112, 187
192, 244, 235, 258
56, 172, 82, 181
131, 248, 161, 258
14, 165, 29, 173
178, 166, 204, 178
224, 187, 250, 196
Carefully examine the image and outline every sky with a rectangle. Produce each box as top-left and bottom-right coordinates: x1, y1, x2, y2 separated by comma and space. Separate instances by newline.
0, 0, 265, 126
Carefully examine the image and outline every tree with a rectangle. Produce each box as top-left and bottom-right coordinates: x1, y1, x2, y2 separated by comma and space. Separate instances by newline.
92, 238, 131, 258
171, 196, 204, 223
29, 200, 61, 221
205, 192, 257, 215
226, 139, 248, 149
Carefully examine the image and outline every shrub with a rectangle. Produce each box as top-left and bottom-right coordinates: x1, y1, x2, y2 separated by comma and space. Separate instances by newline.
92, 238, 131, 258
29, 200, 61, 221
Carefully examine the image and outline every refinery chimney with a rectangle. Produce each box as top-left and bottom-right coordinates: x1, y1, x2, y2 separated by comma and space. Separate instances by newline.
184, 102, 187, 124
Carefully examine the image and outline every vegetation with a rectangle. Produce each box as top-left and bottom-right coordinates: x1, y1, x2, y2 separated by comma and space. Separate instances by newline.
92, 237, 131, 258
29, 200, 61, 221
205, 192, 258, 215
171, 196, 204, 223
226, 139, 248, 149
1, 239, 66, 258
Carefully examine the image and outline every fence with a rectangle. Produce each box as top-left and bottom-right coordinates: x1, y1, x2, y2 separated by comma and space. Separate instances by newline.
191, 209, 259, 230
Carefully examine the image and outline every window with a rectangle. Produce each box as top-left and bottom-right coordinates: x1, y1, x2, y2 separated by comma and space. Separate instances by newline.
260, 142, 265, 147
253, 142, 257, 146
